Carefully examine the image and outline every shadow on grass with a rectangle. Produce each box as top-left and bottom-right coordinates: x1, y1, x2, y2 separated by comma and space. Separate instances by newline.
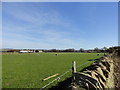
48, 58, 102, 90
88, 59, 99, 61
48, 77, 72, 90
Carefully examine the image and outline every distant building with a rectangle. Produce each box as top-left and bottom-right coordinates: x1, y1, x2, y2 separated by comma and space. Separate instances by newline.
19, 51, 28, 53
19, 50, 34, 53
19, 50, 43, 53
39, 50, 43, 53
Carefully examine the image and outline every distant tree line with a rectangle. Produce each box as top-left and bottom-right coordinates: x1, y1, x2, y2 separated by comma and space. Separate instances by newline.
107, 46, 120, 55
2, 46, 120, 54
43, 47, 109, 53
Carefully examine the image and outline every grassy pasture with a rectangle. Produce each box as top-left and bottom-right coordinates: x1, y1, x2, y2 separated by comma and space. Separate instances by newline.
2, 53, 104, 88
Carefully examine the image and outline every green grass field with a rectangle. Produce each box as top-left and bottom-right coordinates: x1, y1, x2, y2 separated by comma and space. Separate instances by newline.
2, 53, 104, 88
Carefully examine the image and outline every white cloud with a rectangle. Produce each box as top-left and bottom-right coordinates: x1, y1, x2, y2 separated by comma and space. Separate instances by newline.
2, 3, 85, 49
3, 5, 69, 27
3, 27, 82, 49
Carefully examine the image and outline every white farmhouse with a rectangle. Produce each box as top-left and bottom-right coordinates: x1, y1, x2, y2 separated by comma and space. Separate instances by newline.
39, 50, 43, 53
19, 51, 29, 53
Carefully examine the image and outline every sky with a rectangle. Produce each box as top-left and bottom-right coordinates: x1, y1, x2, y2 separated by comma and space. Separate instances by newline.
2, 2, 118, 49
0, 2, 2, 49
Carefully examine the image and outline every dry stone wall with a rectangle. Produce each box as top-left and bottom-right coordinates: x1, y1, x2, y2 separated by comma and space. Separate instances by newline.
70, 54, 115, 90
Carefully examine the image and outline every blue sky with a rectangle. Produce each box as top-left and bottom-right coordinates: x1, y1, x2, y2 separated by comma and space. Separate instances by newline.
0, 2, 2, 49
2, 2, 118, 49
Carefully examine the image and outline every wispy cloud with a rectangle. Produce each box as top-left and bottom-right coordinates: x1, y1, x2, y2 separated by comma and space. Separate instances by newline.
3, 3, 70, 27
3, 25, 81, 49
2, 2, 117, 49
2, 3, 85, 49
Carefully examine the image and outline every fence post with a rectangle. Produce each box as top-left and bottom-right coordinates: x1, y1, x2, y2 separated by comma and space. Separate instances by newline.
72, 61, 76, 81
